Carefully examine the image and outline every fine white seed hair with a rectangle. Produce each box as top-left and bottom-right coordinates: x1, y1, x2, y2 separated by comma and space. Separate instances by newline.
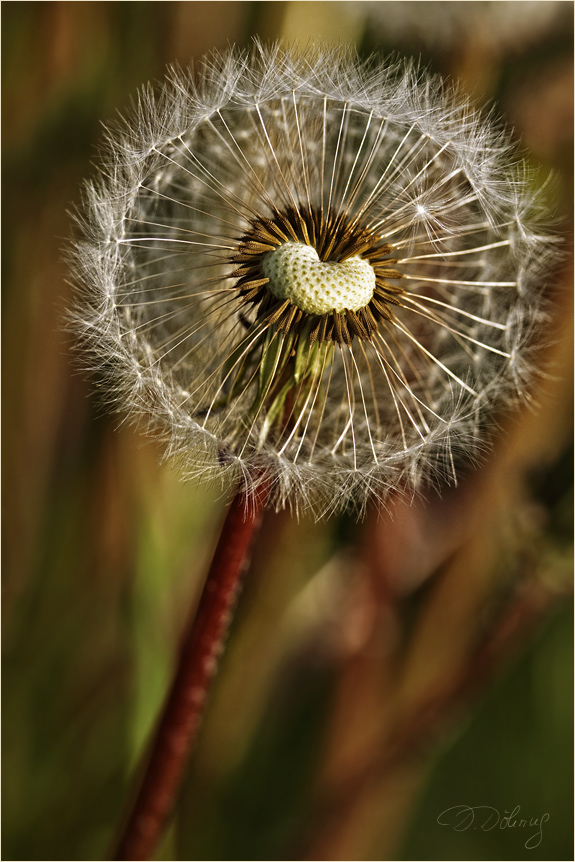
69, 41, 557, 519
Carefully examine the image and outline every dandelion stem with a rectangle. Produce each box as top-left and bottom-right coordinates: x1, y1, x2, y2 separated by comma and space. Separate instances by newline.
112, 483, 268, 861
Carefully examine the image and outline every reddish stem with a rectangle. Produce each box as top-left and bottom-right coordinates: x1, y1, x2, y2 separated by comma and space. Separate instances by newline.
112, 486, 267, 861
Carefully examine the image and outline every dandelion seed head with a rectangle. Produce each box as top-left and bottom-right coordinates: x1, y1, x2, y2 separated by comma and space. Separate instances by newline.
69, 42, 556, 518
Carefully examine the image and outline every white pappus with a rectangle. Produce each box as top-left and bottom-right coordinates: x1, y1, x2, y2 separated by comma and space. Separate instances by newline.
70, 42, 556, 518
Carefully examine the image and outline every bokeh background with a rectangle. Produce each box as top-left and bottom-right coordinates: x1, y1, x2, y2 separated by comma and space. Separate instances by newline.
2, 2, 573, 860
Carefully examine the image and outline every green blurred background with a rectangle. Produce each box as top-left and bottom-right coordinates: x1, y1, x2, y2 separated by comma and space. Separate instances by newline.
2, 3, 573, 860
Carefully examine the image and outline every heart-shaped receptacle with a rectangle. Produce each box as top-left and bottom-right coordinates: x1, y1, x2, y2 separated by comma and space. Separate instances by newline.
262, 242, 375, 316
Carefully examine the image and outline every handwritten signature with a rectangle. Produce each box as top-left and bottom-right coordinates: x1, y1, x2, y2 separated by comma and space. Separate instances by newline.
437, 805, 549, 850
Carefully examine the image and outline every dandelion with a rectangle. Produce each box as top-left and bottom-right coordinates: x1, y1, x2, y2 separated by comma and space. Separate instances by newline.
70, 42, 556, 861
72, 42, 552, 519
